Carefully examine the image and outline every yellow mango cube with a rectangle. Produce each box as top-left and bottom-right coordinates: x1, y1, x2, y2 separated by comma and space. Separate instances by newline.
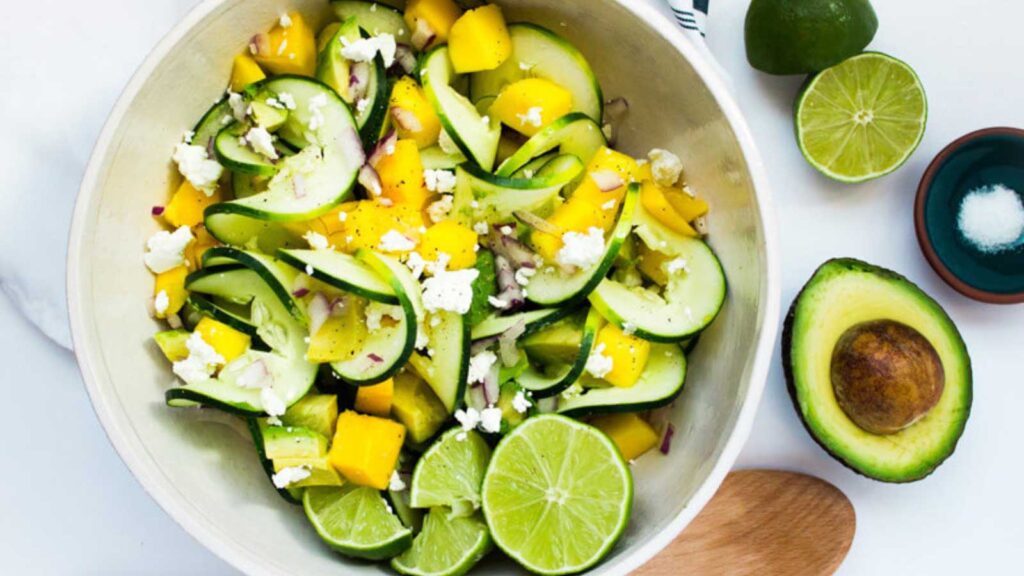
664, 187, 710, 222
251, 12, 317, 77
355, 379, 395, 417
194, 317, 251, 363
491, 78, 574, 137
318, 202, 359, 236
418, 220, 478, 270
593, 324, 650, 388
184, 225, 220, 270
230, 54, 266, 92
641, 181, 699, 237
328, 411, 406, 490
590, 413, 660, 461
571, 147, 639, 207
375, 139, 432, 209
153, 266, 189, 319
448, 4, 512, 73
405, 0, 463, 48
531, 197, 606, 263
163, 180, 223, 229
307, 300, 367, 363
330, 202, 425, 254
390, 77, 443, 149
391, 371, 449, 444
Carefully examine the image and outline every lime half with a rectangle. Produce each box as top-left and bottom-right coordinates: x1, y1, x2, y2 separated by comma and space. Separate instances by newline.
410, 428, 491, 514
796, 52, 928, 183
391, 510, 493, 576
481, 415, 633, 575
303, 485, 413, 560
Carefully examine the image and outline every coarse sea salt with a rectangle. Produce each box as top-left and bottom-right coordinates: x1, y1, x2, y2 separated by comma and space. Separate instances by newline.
957, 184, 1024, 254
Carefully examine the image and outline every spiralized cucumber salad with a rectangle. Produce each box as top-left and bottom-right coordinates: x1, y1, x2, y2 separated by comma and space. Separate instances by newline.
143, 1, 726, 574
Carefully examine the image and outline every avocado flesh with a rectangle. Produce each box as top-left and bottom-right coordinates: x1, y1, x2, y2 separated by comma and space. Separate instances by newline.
522, 319, 583, 366
783, 259, 971, 483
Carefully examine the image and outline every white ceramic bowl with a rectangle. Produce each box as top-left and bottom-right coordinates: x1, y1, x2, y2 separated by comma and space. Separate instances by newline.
68, 0, 779, 573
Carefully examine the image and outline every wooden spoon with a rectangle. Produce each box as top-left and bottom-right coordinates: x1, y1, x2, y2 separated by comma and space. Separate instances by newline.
636, 470, 855, 576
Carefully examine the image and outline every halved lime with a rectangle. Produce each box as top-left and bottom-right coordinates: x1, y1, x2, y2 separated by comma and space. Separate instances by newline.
796, 52, 928, 183
481, 415, 633, 575
391, 510, 493, 576
303, 485, 412, 560
410, 428, 491, 514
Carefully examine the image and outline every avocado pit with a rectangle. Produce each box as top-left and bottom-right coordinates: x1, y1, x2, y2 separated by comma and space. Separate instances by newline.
830, 320, 944, 435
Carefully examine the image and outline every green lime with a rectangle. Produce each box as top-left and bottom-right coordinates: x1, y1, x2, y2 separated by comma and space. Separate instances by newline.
410, 428, 491, 514
745, 0, 879, 75
391, 510, 493, 576
796, 52, 928, 183
481, 415, 633, 575
303, 485, 413, 560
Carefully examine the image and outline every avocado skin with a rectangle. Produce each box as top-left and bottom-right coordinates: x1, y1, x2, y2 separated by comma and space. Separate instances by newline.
782, 258, 973, 483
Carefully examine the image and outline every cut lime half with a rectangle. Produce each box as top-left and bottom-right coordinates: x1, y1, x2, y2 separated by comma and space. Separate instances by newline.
391, 510, 493, 576
303, 485, 413, 560
796, 52, 928, 183
481, 415, 633, 575
410, 428, 491, 514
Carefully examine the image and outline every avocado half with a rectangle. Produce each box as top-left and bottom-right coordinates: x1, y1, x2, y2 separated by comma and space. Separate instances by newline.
783, 259, 972, 482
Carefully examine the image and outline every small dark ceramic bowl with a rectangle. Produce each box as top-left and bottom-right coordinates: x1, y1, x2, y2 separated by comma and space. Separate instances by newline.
915, 127, 1024, 304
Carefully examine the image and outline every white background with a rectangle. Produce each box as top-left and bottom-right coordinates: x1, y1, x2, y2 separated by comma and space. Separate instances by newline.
2, 0, 1023, 574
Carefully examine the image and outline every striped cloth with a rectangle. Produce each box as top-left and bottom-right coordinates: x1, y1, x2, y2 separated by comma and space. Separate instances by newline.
664, 0, 709, 38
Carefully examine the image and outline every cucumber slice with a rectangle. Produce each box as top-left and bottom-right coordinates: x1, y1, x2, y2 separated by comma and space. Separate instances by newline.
526, 183, 639, 307
510, 153, 556, 179
204, 77, 362, 240
409, 311, 470, 414
517, 307, 602, 398
420, 146, 466, 170
215, 122, 279, 177
201, 247, 305, 320
590, 204, 726, 342
496, 113, 606, 177
246, 417, 303, 504
317, 19, 390, 145
279, 249, 398, 304
204, 212, 304, 254
452, 154, 584, 225
192, 98, 235, 150
232, 172, 269, 199
557, 343, 687, 416
420, 46, 502, 171
332, 0, 411, 39
185, 292, 258, 337
470, 306, 577, 340
470, 24, 603, 122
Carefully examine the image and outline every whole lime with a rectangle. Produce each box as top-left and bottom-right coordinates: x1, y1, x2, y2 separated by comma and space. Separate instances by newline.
745, 0, 879, 75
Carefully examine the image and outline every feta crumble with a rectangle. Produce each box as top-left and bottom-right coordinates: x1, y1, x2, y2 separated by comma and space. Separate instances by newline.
585, 343, 614, 379
514, 267, 536, 286
556, 227, 605, 270
307, 93, 328, 131
648, 148, 684, 187
472, 222, 490, 235
468, 350, 497, 384
622, 322, 637, 335
227, 91, 247, 121
512, 391, 532, 414
427, 194, 454, 223
303, 231, 330, 250
455, 407, 481, 431
260, 387, 287, 418
144, 226, 194, 274
172, 332, 225, 385
499, 226, 513, 236
516, 106, 544, 128
666, 257, 689, 275
277, 92, 297, 110
601, 199, 617, 211
173, 143, 223, 196
421, 264, 479, 314
340, 33, 397, 67
245, 126, 279, 160
272, 466, 311, 489
279, 13, 293, 28
479, 406, 503, 433
366, 302, 404, 331
424, 169, 457, 193
379, 229, 417, 252
488, 295, 510, 310
356, 98, 370, 113
404, 251, 428, 279
389, 471, 407, 492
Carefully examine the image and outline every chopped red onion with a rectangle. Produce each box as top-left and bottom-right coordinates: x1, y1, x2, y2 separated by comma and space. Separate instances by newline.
481, 364, 500, 405
590, 170, 625, 192
341, 126, 367, 166
535, 396, 558, 414
466, 383, 487, 412
494, 256, 525, 313
367, 353, 384, 363
293, 174, 306, 199
368, 130, 398, 166
410, 18, 436, 51
497, 317, 526, 366
308, 293, 331, 336
359, 164, 383, 197
604, 97, 630, 146
660, 423, 676, 455
390, 107, 424, 133
166, 313, 183, 330
329, 296, 347, 317
489, 227, 540, 270
238, 359, 271, 389
349, 62, 371, 102
394, 44, 417, 74
249, 34, 270, 57
151, 206, 165, 216
513, 210, 561, 236
292, 287, 310, 298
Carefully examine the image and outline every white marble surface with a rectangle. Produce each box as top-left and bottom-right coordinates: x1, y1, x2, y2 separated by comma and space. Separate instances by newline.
2, 0, 1023, 573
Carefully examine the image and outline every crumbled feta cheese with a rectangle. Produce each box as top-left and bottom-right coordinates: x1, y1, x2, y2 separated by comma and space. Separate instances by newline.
488, 295, 510, 310
472, 222, 489, 235
481, 116, 491, 125
438, 130, 460, 155
416, 325, 430, 349
307, 93, 328, 131
304, 231, 330, 250
601, 199, 617, 211
648, 148, 684, 187
265, 97, 284, 109
144, 226, 194, 274
556, 227, 605, 270
479, 406, 503, 433
561, 383, 583, 400
182, 130, 195, 144
455, 431, 468, 442
340, 33, 397, 67
468, 350, 497, 384
227, 91, 247, 121
512, 391, 532, 414
305, 264, 315, 276
378, 198, 394, 207
366, 302, 404, 331
338, 211, 348, 223
585, 343, 614, 379
455, 407, 481, 431
404, 251, 428, 279
499, 226, 513, 236
379, 229, 417, 252
389, 471, 407, 492
172, 332, 225, 385
514, 267, 536, 286
236, 359, 273, 389
260, 387, 287, 418
245, 126, 279, 160
279, 13, 293, 28
277, 92, 297, 110
666, 258, 689, 275
519, 61, 534, 71
516, 106, 544, 128
173, 143, 223, 196
271, 466, 311, 489
424, 169, 457, 193
153, 290, 170, 316
523, 169, 535, 179
427, 194, 454, 223
622, 322, 637, 335
356, 98, 370, 113
421, 260, 479, 314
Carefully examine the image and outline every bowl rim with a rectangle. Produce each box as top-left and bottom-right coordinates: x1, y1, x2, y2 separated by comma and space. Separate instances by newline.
914, 126, 1024, 305
66, 0, 781, 573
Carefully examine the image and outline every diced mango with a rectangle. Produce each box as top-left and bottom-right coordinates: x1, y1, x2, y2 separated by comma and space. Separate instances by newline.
330, 202, 426, 254
531, 197, 606, 263
374, 139, 433, 209
328, 411, 406, 490
153, 266, 189, 319
571, 147, 639, 207
251, 12, 317, 77
273, 456, 346, 488
590, 413, 660, 461
355, 379, 395, 417
664, 187, 710, 222
164, 180, 223, 229
637, 242, 671, 286
491, 78, 574, 137
194, 317, 251, 363
318, 202, 359, 236
404, 0, 463, 47
417, 220, 478, 270
184, 225, 220, 270
448, 4, 511, 73
389, 77, 443, 149
641, 181, 699, 237
230, 54, 266, 92
391, 371, 449, 444
307, 299, 367, 363
593, 324, 650, 388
